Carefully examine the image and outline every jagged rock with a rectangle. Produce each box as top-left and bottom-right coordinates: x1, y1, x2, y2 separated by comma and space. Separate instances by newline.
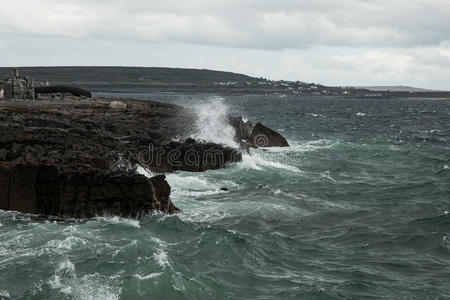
228, 116, 253, 142
248, 122, 289, 147
229, 116, 289, 148
0, 98, 241, 218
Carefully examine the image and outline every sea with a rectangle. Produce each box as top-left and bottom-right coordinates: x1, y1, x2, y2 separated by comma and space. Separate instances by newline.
1, 94, 449, 299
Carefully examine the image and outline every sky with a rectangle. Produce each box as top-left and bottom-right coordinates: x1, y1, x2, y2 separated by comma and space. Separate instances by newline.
1, 0, 449, 89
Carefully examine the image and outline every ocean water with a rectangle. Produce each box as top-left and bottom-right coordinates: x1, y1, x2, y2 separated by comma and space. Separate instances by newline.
1, 94, 450, 299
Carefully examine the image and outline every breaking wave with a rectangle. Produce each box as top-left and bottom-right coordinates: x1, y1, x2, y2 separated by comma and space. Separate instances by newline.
191, 96, 238, 148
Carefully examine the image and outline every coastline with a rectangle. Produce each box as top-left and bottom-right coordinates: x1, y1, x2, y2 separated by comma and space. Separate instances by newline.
0, 97, 242, 218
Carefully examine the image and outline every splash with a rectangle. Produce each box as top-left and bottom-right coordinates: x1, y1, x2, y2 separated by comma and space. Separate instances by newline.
191, 96, 238, 148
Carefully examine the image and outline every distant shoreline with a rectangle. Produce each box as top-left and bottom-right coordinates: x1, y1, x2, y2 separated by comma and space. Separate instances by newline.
2, 66, 449, 99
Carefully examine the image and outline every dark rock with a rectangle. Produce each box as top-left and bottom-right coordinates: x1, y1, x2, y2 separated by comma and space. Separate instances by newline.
229, 116, 289, 148
248, 122, 289, 147
185, 137, 196, 144
220, 187, 229, 191
228, 116, 253, 142
0, 98, 242, 218
0, 164, 179, 218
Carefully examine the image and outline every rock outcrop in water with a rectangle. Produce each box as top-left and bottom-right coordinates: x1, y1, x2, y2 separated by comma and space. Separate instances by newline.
0, 96, 289, 219
0, 98, 242, 218
229, 116, 289, 148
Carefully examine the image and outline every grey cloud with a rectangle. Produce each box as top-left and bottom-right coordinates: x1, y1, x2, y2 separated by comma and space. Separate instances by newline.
1, 1, 450, 90
1, 0, 449, 50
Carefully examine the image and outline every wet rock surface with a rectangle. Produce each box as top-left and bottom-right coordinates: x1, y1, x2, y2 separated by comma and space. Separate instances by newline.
228, 116, 289, 148
0, 98, 241, 218
0, 165, 179, 218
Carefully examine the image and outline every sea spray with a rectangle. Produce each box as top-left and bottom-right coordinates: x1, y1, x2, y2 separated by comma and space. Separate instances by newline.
191, 96, 238, 148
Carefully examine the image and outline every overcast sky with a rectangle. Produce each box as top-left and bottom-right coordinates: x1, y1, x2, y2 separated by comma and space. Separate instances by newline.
1, 0, 449, 89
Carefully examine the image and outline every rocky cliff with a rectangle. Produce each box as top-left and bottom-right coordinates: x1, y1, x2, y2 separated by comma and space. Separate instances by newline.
0, 98, 241, 218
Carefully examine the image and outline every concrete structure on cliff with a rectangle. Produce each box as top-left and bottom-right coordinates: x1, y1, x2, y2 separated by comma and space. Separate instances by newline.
0, 68, 35, 100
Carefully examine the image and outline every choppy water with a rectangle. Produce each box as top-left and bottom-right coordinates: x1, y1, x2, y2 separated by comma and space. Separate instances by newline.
1, 94, 450, 299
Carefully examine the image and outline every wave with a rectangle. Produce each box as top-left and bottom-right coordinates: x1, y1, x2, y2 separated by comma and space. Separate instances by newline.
191, 96, 238, 148
264, 139, 338, 153
238, 153, 303, 173
166, 172, 238, 199
48, 259, 122, 300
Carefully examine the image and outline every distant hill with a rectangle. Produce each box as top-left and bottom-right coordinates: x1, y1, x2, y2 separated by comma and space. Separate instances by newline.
353, 86, 445, 92
1, 66, 449, 98
0, 66, 258, 86
0, 66, 268, 94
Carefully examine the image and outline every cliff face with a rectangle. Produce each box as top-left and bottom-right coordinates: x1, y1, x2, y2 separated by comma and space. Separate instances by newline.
0, 98, 242, 218
0, 165, 178, 218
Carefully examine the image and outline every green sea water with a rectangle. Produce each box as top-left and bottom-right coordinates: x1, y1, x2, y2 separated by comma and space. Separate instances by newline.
1, 95, 449, 299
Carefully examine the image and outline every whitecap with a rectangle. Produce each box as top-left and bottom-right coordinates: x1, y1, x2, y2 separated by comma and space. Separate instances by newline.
238, 153, 302, 173
49, 266, 122, 300
153, 249, 170, 268
166, 173, 215, 191
266, 139, 337, 153
133, 272, 163, 280
57, 259, 76, 273
166, 173, 237, 199
72, 274, 122, 300
0, 290, 10, 299
47, 236, 88, 251
95, 216, 141, 228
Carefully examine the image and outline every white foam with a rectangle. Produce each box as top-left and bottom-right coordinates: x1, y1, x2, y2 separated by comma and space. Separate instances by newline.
166, 173, 213, 190
153, 249, 170, 268
47, 236, 88, 251
72, 274, 122, 300
166, 173, 237, 199
266, 140, 337, 153
133, 272, 163, 280
0, 290, 10, 299
136, 165, 153, 178
191, 97, 238, 148
444, 165, 449, 170
239, 153, 302, 173
49, 262, 122, 300
57, 259, 75, 273
96, 216, 141, 228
